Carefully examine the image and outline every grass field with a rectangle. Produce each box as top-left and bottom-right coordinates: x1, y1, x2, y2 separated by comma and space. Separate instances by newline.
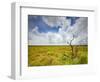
28, 45, 88, 66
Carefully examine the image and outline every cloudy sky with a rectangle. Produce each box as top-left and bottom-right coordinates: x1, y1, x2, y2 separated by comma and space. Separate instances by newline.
28, 15, 88, 45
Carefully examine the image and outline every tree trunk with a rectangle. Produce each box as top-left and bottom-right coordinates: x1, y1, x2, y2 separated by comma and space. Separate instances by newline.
70, 45, 74, 58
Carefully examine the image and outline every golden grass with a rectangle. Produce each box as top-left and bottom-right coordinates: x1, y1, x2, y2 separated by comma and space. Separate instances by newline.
28, 45, 88, 66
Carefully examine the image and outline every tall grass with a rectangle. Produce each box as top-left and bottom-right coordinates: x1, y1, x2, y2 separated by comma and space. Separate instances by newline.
28, 45, 88, 66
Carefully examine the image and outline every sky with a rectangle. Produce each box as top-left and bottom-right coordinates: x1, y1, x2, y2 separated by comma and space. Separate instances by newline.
28, 15, 88, 45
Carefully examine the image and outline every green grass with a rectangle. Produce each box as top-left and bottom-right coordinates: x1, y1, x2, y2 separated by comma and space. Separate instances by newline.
28, 45, 88, 66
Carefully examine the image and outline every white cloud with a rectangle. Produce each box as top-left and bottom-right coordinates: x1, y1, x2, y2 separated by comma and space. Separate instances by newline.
42, 16, 59, 27
29, 29, 65, 45
29, 26, 49, 45
42, 16, 70, 28
28, 17, 88, 45
69, 17, 88, 45
47, 32, 64, 44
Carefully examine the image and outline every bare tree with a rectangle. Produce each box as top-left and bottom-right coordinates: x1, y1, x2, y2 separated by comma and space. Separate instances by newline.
67, 34, 76, 59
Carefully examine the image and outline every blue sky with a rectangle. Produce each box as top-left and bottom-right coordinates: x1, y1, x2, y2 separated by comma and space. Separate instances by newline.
28, 15, 59, 33
28, 15, 88, 45
28, 15, 79, 33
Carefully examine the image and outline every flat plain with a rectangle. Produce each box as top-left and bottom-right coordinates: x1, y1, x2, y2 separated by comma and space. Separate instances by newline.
28, 45, 88, 66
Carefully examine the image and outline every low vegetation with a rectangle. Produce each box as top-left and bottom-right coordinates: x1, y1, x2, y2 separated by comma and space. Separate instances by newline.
28, 45, 88, 66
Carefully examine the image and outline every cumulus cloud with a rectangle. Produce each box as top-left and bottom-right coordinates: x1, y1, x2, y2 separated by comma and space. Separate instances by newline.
28, 27, 65, 45
28, 26, 49, 45
42, 16, 70, 28
28, 16, 88, 45
68, 17, 88, 45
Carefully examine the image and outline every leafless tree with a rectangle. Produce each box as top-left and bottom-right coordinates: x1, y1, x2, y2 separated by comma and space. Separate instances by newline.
67, 34, 77, 59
